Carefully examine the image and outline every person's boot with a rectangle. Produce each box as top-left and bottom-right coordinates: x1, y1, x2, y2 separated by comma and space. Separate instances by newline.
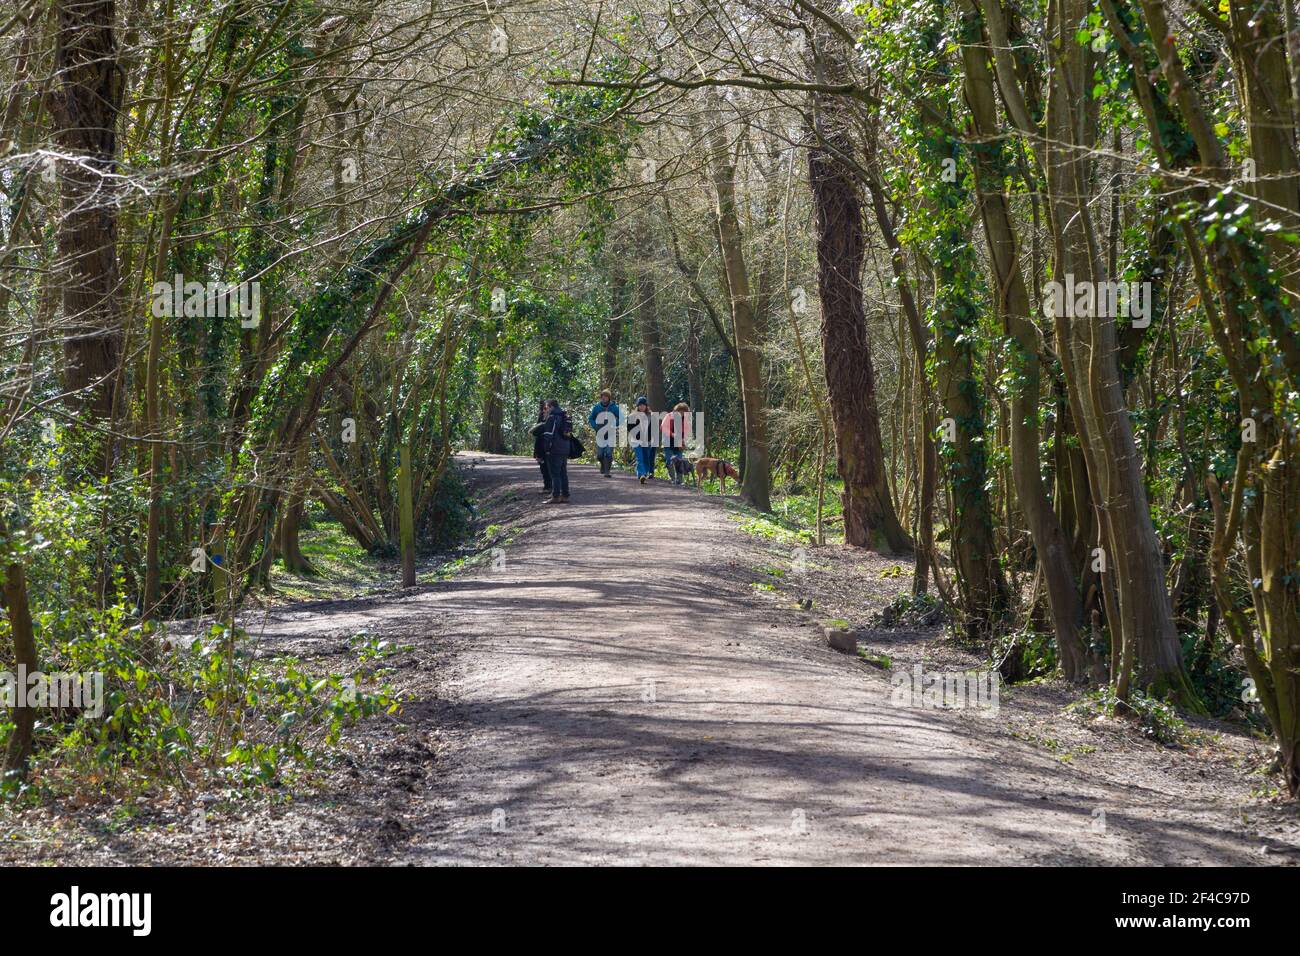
546, 494, 561, 504
560, 493, 570, 501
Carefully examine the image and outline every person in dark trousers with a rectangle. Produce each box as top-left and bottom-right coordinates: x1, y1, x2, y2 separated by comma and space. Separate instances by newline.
587, 389, 622, 477
531, 399, 551, 495
631, 395, 657, 483
532, 398, 573, 503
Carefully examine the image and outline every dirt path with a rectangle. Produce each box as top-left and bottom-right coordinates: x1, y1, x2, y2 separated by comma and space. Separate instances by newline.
20, 452, 1295, 866
238, 453, 1292, 865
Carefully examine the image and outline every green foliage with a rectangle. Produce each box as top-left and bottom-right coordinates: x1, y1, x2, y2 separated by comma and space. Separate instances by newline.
0, 604, 397, 799
992, 629, 1058, 682
1069, 687, 1188, 746
419, 463, 473, 550
268, 517, 373, 600
858, 650, 893, 669
875, 591, 946, 628
771, 480, 845, 534
1182, 632, 1260, 725
735, 512, 815, 546
1193, 188, 1300, 425
860, 0, 999, 553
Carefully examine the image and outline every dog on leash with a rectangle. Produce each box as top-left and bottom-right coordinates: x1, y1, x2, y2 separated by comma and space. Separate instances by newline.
692, 457, 740, 492
669, 455, 695, 484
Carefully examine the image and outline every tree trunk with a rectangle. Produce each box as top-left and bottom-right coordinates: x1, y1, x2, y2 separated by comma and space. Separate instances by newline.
902, 23, 1011, 641
1, 516, 38, 781
278, 463, 313, 577
859, 157, 936, 591
959, 0, 1089, 678
806, 102, 910, 552
1047, 0, 1192, 699
685, 308, 704, 413
50, 0, 124, 425
602, 267, 626, 392
636, 268, 667, 412
477, 319, 507, 453
316, 484, 380, 552
706, 115, 771, 511
477, 366, 506, 453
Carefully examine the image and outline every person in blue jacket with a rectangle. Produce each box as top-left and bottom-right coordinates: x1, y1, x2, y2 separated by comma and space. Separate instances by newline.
630, 395, 657, 483
587, 389, 622, 478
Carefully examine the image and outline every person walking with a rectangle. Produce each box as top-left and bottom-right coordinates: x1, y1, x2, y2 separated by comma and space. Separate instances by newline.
532, 399, 573, 503
660, 401, 693, 485
530, 399, 551, 495
630, 395, 657, 484
587, 389, 622, 478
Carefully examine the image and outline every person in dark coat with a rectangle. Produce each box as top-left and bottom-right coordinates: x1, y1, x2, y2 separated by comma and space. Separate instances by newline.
535, 399, 573, 503
530, 399, 551, 494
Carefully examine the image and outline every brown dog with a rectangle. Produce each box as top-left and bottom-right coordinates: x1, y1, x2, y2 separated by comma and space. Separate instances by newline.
693, 457, 740, 492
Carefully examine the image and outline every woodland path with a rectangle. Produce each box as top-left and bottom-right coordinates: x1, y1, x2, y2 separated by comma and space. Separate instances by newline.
229, 453, 1287, 866
32, 452, 1291, 866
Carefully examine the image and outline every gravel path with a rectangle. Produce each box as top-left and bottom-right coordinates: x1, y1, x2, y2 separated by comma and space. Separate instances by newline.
356, 454, 1295, 865
13, 452, 1294, 866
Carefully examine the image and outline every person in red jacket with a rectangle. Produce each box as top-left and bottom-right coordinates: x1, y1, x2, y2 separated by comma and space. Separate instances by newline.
660, 401, 693, 484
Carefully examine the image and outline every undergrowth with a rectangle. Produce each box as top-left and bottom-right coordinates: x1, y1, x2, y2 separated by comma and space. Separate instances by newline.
1068, 687, 1188, 746
1, 608, 398, 803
